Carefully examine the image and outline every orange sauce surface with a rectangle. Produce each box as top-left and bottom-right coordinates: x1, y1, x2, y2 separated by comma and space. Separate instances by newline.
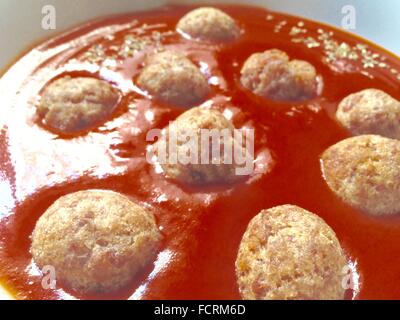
0, 4, 400, 300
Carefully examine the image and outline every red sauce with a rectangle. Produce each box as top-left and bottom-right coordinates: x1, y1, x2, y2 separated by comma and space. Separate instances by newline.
1, 4, 400, 300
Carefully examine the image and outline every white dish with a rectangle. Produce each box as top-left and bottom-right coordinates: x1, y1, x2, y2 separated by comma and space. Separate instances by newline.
0, 0, 398, 300
1, 0, 399, 70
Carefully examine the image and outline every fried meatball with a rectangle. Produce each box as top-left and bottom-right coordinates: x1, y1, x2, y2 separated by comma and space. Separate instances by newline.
240, 49, 318, 101
37, 76, 120, 134
236, 205, 347, 300
321, 135, 400, 215
336, 89, 400, 139
177, 7, 240, 42
154, 107, 249, 185
136, 51, 210, 107
31, 190, 162, 293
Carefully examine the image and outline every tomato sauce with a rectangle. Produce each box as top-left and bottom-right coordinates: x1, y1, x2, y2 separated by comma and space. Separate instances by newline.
0, 4, 400, 300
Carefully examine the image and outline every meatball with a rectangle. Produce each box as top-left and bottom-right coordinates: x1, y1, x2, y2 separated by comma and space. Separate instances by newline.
321, 135, 400, 215
37, 76, 120, 134
154, 107, 249, 185
235, 205, 347, 300
177, 7, 240, 42
336, 88, 400, 139
31, 190, 162, 293
240, 49, 318, 101
136, 51, 210, 107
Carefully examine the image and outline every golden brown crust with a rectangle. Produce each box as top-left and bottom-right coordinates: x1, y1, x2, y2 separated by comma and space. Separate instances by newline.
137, 51, 210, 107
177, 7, 240, 42
31, 190, 162, 293
155, 107, 248, 185
38, 76, 120, 133
235, 205, 347, 300
240, 49, 318, 101
336, 89, 400, 139
321, 134, 400, 215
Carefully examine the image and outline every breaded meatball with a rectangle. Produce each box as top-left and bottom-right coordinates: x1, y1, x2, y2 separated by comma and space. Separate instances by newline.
37, 76, 120, 134
177, 7, 240, 42
336, 89, 400, 139
240, 49, 318, 101
136, 51, 210, 107
321, 135, 400, 215
236, 205, 347, 300
154, 107, 249, 185
31, 190, 162, 293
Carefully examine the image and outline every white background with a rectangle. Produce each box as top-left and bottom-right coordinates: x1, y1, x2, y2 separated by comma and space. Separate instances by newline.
1, 0, 399, 69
